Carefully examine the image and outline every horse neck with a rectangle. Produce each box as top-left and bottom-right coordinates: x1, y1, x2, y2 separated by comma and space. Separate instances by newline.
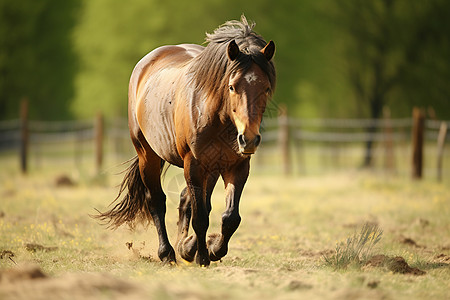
216, 93, 231, 124
186, 81, 230, 125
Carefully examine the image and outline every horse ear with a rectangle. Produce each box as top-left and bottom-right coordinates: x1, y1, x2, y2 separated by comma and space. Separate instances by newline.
261, 40, 275, 61
227, 40, 240, 61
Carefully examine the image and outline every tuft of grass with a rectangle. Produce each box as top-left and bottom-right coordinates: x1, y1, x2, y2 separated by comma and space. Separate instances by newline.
324, 222, 383, 270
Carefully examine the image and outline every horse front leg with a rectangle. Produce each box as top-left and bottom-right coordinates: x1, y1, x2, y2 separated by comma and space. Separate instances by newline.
180, 153, 211, 266
208, 159, 249, 261
177, 172, 218, 263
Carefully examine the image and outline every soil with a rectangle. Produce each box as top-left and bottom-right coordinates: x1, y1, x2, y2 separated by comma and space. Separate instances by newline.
0, 250, 16, 265
399, 237, 424, 248
0, 265, 47, 283
285, 280, 313, 291
364, 255, 426, 275
434, 253, 450, 263
24, 244, 58, 253
366, 280, 380, 289
55, 174, 76, 187
125, 241, 155, 262
0, 265, 145, 300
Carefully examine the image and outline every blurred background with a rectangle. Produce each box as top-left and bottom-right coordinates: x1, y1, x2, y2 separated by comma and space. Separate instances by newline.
0, 0, 449, 181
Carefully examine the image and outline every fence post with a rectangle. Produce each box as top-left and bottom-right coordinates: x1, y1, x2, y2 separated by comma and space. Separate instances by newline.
278, 104, 290, 175
412, 107, 425, 179
383, 106, 395, 173
437, 121, 447, 182
294, 122, 304, 175
95, 113, 104, 174
20, 99, 29, 174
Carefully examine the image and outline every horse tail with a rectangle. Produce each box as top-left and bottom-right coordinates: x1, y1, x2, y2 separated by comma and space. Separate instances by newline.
93, 156, 153, 229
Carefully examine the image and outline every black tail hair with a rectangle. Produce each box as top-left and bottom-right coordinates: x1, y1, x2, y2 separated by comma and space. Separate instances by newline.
93, 156, 153, 229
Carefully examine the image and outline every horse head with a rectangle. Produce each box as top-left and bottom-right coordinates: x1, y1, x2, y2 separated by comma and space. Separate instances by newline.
226, 40, 275, 155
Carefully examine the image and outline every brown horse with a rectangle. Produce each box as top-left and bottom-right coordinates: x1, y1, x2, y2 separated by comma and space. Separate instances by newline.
97, 16, 276, 266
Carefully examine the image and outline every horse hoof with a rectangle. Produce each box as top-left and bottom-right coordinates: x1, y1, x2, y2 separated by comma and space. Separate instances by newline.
195, 253, 211, 267
209, 245, 228, 261
178, 235, 197, 262
161, 256, 177, 266
207, 233, 227, 261
180, 248, 195, 262
209, 252, 221, 262
159, 245, 176, 263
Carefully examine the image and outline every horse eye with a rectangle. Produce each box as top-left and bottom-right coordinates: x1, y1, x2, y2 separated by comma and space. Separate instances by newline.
229, 85, 235, 92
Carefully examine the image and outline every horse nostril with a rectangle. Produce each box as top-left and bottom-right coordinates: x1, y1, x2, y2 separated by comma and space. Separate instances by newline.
254, 135, 261, 147
238, 134, 246, 148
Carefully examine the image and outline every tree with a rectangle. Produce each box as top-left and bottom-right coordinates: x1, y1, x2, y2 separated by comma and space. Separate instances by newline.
0, 0, 80, 120
331, 0, 450, 167
71, 0, 338, 119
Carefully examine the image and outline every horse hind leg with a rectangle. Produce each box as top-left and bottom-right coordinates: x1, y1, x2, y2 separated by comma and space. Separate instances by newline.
134, 137, 176, 263
176, 187, 197, 262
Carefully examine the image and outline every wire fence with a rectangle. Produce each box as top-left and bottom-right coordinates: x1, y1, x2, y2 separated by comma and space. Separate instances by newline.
0, 113, 449, 181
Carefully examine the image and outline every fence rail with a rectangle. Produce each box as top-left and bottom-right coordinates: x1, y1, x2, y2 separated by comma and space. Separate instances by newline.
257, 108, 449, 180
0, 106, 448, 180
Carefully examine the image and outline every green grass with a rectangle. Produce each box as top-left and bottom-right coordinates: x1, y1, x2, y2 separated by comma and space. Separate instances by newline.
324, 222, 383, 269
0, 157, 449, 299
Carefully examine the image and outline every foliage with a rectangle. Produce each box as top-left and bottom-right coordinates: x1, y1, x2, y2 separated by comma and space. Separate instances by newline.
320, 0, 450, 166
328, 0, 450, 119
324, 223, 383, 270
71, 0, 331, 118
1, 0, 449, 121
0, 0, 80, 120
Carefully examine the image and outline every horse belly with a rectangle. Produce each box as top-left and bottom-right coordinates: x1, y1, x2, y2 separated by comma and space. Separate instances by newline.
136, 71, 183, 167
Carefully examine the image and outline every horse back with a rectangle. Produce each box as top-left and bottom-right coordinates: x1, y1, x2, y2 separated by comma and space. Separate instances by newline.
128, 44, 203, 166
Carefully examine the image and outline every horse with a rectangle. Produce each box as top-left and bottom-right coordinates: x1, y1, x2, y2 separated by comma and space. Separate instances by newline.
96, 16, 276, 266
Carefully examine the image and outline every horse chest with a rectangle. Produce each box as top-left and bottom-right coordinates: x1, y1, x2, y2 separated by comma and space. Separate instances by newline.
189, 125, 243, 171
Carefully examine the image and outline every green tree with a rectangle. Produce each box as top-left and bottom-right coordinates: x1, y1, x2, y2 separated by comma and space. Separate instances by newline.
330, 0, 450, 166
0, 0, 80, 120
73, 0, 229, 118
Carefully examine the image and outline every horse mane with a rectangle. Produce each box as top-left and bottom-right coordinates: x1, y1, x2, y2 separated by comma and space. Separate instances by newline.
188, 15, 276, 118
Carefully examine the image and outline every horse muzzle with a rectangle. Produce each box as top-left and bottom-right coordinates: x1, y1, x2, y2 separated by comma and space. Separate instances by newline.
237, 133, 261, 155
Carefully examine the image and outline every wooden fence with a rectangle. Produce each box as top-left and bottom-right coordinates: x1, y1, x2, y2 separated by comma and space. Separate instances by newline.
0, 104, 448, 180
256, 107, 449, 179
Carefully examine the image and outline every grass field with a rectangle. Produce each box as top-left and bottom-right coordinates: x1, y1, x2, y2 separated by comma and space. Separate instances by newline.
0, 158, 449, 299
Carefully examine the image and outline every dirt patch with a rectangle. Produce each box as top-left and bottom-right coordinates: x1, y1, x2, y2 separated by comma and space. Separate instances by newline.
365, 255, 387, 267
299, 249, 334, 258
125, 241, 155, 262
213, 266, 259, 278
388, 257, 426, 275
0, 265, 145, 300
366, 280, 380, 289
55, 174, 76, 187
285, 280, 313, 291
434, 253, 450, 263
2, 189, 16, 198
126, 242, 133, 250
343, 219, 379, 230
0, 211, 5, 218
364, 255, 426, 275
25, 244, 58, 253
0, 250, 16, 264
399, 237, 424, 248
415, 218, 430, 228
0, 265, 47, 283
